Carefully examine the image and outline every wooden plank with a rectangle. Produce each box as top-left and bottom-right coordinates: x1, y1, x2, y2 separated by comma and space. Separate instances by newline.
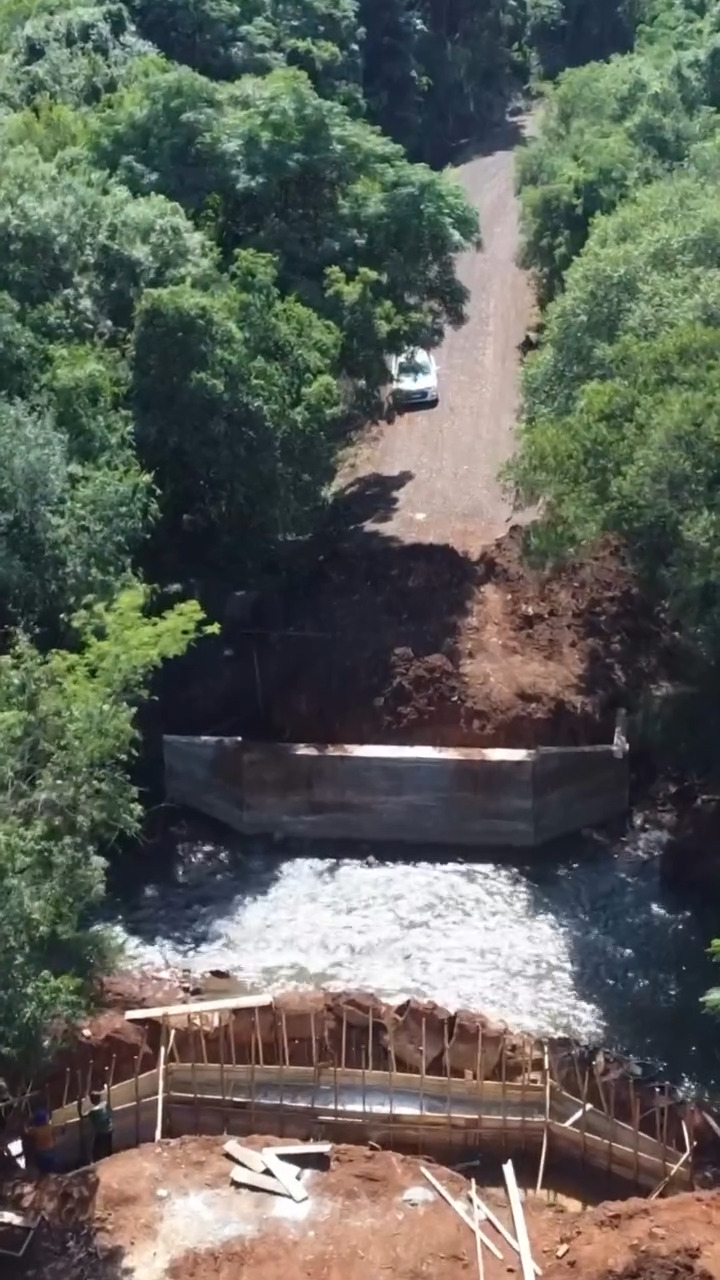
262, 1149, 309, 1203
0, 1210, 39, 1230
269, 1143, 332, 1159
648, 1146, 693, 1200
229, 1166, 290, 1196
503, 1160, 537, 1280
155, 1023, 168, 1143
420, 1166, 503, 1261
125, 994, 273, 1021
561, 1103, 592, 1129
469, 1190, 541, 1275
223, 1140, 267, 1175
471, 1179, 485, 1280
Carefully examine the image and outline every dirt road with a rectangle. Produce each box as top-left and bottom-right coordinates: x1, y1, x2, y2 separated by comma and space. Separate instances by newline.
365, 123, 532, 552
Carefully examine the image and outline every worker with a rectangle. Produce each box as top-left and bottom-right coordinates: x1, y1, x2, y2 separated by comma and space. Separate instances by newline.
78, 1090, 114, 1162
26, 1108, 56, 1175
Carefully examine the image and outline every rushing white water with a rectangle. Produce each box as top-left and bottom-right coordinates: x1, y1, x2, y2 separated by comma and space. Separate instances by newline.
114, 824, 720, 1091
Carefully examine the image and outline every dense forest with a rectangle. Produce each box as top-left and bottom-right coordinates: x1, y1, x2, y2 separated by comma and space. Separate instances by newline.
0, 0, 680, 1073
512, 0, 720, 665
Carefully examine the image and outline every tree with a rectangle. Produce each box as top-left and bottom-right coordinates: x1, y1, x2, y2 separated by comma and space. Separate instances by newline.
0, 587, 206, 1070
516, 50, 719, 302
91, 65, 480, 374
0, 3, 154, 109
131, 251, 343, 574
125, 0, 364, 108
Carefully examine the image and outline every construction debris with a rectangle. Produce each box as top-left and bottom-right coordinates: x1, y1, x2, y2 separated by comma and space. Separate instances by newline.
224, 1140, 332, 1199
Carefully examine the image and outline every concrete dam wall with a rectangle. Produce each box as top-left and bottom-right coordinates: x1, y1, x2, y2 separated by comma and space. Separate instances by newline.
162, 732, 629, 848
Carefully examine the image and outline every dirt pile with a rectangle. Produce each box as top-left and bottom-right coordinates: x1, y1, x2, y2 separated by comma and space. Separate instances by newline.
546, 1195, 720, 1280
165, 528, 666, 751
7, 1135, 720, 1280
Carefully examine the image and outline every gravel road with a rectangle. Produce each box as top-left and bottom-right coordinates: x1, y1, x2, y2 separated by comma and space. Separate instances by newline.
365, 124, 533, 552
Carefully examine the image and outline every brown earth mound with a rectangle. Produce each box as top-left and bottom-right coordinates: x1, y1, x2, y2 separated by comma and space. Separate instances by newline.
166, 528, 667, 750
6, 1136, 720, 1280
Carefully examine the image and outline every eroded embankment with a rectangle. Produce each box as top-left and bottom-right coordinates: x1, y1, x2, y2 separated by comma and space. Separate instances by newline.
158, 530, 668, 754
30, 974, 720, 1177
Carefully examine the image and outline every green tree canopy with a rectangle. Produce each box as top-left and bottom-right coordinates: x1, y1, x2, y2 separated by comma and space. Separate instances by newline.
0, 588, 205, 1070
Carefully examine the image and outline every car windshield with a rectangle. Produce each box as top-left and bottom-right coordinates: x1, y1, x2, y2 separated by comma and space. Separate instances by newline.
397, 351, 431, 379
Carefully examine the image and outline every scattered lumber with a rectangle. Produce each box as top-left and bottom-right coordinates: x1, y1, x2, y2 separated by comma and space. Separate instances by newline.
224, 1137, 331, 1199
419, 1166, 503, 1261
262, 1149, 309, 1203
223, 1141, 267, 1176
229, 1166, 292, 1196
468, 1188, 542, 1276
269, 1143, 332, 1162
502, 1160, 538, 1280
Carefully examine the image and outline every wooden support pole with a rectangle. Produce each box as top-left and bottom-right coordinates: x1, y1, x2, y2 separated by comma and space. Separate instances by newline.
310, 1012, 317, 1069
61, 1070, 70, 1110
341, 1008, 347, 1070
536, 1046, 550, 1195
648, 1145, 693, 1200
368, 1007, 373, 1073
250, 1012, 257, 1128
219, 1017, 226, 1132
630, 1079, 640, 1188
281, 1010, 290, 1068
192, 1055, 199, 1135
155, 1020, 168, 1144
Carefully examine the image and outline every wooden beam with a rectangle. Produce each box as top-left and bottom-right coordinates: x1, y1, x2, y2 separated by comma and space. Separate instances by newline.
469, 1190, 541, 1275
262, 1149, 309, 1203
223, 1140, 267, 1176
503, 1160, 537, 1280
125, 994, 273, 1022
155, 1021, 168, 1143
229, 1166, 289, 1196
420, 1167, 503, 1261
0, 1211, 39, 1230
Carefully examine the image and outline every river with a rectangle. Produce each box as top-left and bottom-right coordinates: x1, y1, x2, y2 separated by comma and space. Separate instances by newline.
112, 820, 720, 1094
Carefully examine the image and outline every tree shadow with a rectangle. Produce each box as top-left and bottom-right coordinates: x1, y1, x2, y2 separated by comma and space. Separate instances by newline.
326, 470, 414, 531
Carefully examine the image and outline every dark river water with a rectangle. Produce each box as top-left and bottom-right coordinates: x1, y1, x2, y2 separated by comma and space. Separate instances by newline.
112, 821, 720, 1094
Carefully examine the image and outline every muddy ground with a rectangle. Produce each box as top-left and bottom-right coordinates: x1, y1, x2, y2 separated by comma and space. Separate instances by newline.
4, 1136, 720, 1280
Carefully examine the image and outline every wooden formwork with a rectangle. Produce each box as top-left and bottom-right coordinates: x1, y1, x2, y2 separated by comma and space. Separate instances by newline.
34, 995, 692, 1197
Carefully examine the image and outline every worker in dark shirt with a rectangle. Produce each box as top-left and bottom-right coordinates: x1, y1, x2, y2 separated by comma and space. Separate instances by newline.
78, 1090, 114, 1162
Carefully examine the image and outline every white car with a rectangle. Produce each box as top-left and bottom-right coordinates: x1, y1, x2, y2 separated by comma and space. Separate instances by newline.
388, 348, 439, 410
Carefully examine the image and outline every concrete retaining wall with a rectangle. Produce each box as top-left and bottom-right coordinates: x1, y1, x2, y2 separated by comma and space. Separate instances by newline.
163, 735, 628, 848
